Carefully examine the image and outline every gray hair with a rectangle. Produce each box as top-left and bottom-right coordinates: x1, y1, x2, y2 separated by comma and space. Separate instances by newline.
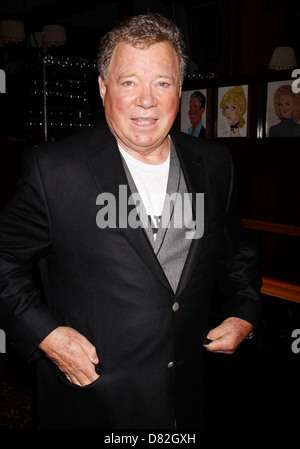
97, 13, 187, 84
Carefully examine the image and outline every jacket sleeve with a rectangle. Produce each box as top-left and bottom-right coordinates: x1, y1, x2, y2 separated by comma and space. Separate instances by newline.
216, 154, 262, 327
0, 147, 59, 362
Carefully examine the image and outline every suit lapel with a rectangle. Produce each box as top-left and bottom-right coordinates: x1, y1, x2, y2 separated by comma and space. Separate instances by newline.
86, 124, 209, 297
86, 124, 172, 292
170, 131, 209, 298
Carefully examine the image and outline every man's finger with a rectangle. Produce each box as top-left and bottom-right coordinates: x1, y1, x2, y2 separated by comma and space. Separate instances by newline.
86, 345, 100, 365
203, 333, 230, 352
76, 334, 99, 365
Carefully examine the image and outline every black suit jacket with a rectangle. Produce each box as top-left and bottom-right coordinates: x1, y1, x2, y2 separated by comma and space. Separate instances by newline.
0, 122, 262, 429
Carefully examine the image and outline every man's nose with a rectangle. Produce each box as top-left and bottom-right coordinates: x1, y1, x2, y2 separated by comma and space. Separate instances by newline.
136, 85, 157, 108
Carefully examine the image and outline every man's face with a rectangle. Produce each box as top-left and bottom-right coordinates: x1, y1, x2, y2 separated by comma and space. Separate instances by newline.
98, 42, 181, 156
188, 97, 204, 126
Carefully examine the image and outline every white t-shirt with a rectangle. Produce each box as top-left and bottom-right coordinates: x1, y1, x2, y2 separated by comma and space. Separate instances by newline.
118, 145, 170, 233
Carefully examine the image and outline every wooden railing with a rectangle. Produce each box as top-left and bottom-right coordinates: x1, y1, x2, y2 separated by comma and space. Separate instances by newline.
242, 218, 300, 237
261, 277, 300, 304
242, 219, 300, 304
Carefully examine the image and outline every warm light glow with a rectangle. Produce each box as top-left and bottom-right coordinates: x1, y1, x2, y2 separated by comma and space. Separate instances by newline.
42, 25, 67, 48
269, 46, 297, 70
0, 20, 25, 45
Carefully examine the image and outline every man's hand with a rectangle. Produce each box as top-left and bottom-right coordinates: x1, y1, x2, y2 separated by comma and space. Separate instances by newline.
38, 326, 100, 386
203, 317, 253, 354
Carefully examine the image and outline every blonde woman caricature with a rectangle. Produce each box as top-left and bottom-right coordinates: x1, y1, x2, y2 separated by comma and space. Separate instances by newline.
220, 86, 247, 137
269, 85, 300, 137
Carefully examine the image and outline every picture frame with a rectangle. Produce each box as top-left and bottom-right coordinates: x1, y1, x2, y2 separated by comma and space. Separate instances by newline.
265, 79, 300, 137
180, 88, 210, 138
216, 84, 249, 138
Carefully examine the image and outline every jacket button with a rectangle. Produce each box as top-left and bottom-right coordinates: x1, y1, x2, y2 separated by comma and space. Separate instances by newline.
167, 361, 174, 368
172, 301, 179, 312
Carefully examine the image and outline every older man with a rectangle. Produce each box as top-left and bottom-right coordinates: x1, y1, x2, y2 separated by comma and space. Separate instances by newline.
0, 14, 261, 429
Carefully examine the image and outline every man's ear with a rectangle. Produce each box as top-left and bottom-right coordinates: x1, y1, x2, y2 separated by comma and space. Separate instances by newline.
98, 76, 106, 105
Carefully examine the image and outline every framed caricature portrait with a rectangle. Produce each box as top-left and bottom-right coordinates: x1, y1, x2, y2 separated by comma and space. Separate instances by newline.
217, 85, 248, 138
266, 80, 300, 137
180, 89, 208, 138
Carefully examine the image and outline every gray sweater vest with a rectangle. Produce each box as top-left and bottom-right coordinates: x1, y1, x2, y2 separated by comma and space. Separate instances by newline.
121, 142, 193, 292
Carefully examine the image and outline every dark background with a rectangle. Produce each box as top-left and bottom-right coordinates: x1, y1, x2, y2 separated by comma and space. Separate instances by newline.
0, 0, 299, 429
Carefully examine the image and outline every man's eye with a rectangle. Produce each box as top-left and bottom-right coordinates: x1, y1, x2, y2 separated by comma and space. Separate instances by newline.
123, 81, 134, 86
158, 81, 170, 88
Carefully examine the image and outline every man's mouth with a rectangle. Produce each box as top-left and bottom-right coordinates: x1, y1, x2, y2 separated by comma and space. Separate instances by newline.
131, 118, 157, 126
